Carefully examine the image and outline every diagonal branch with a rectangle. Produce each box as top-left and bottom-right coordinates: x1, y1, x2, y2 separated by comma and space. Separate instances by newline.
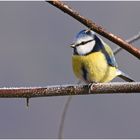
114, 32, 140, 55
47, 0, 140, 59
0, 82, 140, 98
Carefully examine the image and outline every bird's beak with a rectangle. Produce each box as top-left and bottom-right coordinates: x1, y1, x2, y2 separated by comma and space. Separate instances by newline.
70, 43, 76, 48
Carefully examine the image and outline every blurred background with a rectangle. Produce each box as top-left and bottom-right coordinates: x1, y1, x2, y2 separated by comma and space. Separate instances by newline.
0, 1, 139, 138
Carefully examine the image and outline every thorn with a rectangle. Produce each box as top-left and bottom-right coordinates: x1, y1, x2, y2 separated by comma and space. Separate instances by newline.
85, 28, 91, 33
26, 98, 30, 108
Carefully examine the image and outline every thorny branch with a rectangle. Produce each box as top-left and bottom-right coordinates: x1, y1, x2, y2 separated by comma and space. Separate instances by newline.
0, 82, 140, 98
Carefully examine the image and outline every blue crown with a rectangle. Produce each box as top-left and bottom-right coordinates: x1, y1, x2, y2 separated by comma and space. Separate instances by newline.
76, 29, 95, 39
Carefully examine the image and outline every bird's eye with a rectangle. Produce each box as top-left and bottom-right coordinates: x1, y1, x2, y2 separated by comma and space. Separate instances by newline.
81, 41, 85, 45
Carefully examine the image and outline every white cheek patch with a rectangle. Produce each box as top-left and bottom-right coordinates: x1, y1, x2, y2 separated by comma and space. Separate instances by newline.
77, 40, 95, 55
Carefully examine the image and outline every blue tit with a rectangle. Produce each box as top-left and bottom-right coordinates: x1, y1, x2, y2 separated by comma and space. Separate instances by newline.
70, 29, 134, 83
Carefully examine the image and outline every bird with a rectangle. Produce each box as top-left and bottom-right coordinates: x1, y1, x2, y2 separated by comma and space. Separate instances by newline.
58, 30, 135, 138
70, 29, 135, 83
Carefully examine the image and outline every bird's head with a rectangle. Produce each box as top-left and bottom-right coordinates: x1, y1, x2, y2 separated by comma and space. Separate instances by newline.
70, 29, 98, 55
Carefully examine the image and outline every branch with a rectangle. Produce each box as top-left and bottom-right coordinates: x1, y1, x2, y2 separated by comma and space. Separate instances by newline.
0, 82, 140, 98
47, 0, 140, 59
114, 32, 140, 55
58, 96, 72, 139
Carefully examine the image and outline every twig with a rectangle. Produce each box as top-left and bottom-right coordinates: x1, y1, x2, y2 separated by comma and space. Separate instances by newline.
47, 0, 140, 59
114, 32, 140, 55
58, 96, 72, 139
0, 82, 140, 98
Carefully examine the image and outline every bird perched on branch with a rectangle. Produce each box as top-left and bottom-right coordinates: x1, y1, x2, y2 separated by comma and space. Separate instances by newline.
70, 29, 134, 83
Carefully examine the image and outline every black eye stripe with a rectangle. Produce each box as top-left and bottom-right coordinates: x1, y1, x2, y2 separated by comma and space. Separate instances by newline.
75, 39, 94, 47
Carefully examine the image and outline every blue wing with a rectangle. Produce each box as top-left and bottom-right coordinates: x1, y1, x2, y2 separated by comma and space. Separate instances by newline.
102, 43, 118, 68
93, 35, 118, 68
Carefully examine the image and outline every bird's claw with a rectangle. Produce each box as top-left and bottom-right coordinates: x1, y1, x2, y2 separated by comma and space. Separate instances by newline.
88, 82, 97, 93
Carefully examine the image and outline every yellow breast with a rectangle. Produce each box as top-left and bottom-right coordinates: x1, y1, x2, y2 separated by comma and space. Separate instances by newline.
72, 52, 118, 83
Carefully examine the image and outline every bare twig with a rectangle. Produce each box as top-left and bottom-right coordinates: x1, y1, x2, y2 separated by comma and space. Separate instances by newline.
0, 82, 140, 98
58, 96, 72, 139
114, 32, 140, 55
47, 0, 140, 59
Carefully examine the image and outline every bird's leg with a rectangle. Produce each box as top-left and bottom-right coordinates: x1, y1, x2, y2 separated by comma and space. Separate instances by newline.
88, 82, 98, 93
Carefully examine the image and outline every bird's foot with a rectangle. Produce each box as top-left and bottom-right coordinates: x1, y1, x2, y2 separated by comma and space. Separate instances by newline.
88, 82, 97, 93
